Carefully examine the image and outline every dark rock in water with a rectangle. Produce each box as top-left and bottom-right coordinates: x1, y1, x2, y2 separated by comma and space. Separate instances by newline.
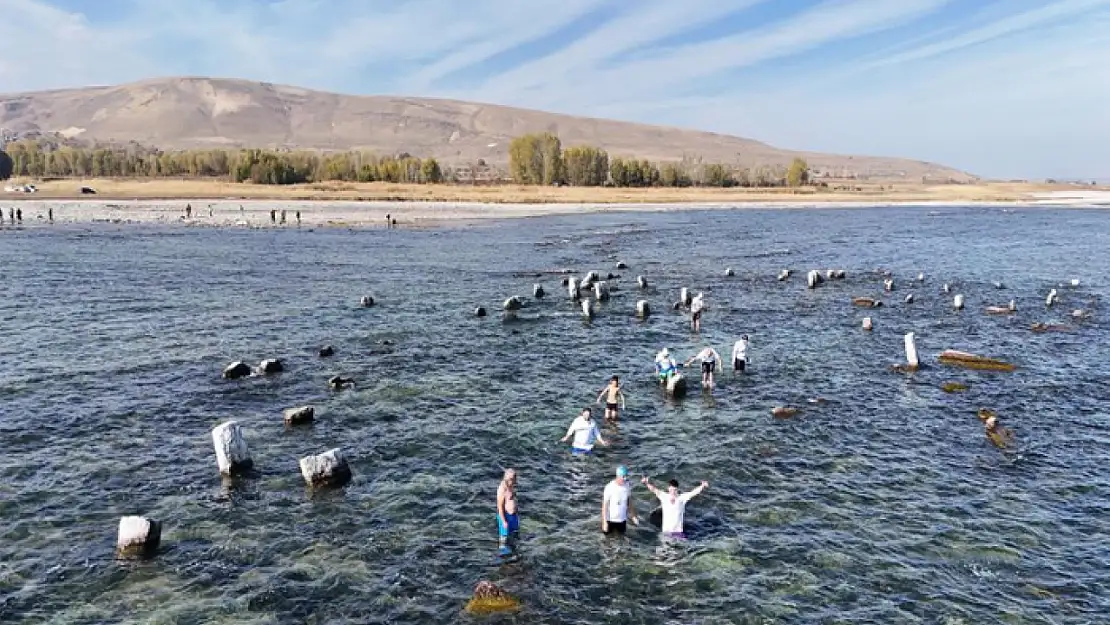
259, 359, 284, 374
359, 295, 375, 307
283, 405, 315, 425
474, 306, 487, 317
607, 272, 619, 280
616, 262, 628, 269
378, 339, 394, 346
318, 345, 335, 357
222, 361, 251, 379
560, 277, 569, 287
299, 448, 352, 487
328, 376, 354, 390
672, 301, 682, 310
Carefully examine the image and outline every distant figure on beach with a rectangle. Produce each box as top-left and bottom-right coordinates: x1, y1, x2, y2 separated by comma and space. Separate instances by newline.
9, 208, 14, 222
497, 469, 519, 550
392, 218, 397, 227
685, 345, 723, 389
1, 209, 5, 224
296, 210, 301, 225
270, 209, 276, 224
208, 204, 213, 217
732, 335, 750, 373
239, 204, 244, 213
654, 348, 678, 383
185, 203, 191, 219
560, 408, 609, 455
15, 208, 21, 223
690, 292, 706, 332
642, 476, 708, 539
596, 375, 626, 419
602, 465, 639, 534
280, 209, 287, 225
386, 213, 391, 228
48, 207, 53, 223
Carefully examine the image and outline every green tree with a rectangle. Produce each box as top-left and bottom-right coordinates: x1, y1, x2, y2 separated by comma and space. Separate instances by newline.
508, 133, 564, 184
563, 145, 609, 186
420, 158, 443, 183
0, 150, 12, 180
703, 163, 734, 187
786, 158, 809, 187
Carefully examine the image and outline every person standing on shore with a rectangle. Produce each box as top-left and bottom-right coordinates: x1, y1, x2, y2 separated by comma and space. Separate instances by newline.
185, 203, 191, 219
48, 207, 53, 223
270, 209, 276, 224
731, 335, 750, 373
690, 292, 706, 332
296, 210, 301, 225
642, 476, 708, 539
8, 208, 13, 222
497, 469, 520, 551
15, 208, 21, 224
280, 209, 287, 225
560, 408, 609, 455
601, 465, 639, 535
595, 375, 626, 420
386, 213, 391, 228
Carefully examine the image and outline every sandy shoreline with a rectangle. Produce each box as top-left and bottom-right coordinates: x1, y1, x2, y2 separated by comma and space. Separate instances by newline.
1, 193, 1109, 230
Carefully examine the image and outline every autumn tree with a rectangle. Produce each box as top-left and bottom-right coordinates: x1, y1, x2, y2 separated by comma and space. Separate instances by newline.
509, 133, 564, 184
420, 158, 443, 183
563, 145, 609, 186
787, 158, 809, 187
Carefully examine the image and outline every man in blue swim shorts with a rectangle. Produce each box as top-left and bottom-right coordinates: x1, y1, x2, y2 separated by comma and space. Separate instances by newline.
560, 408, 609, 455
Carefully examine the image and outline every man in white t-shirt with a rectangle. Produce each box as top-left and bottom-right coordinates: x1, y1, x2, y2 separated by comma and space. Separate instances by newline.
690, 292, 707, 332
559, 408, 609, 455
685, 345, 723, 389
642, 476, 708, 539
732, 335, 750, 373
601, 465, 640, 534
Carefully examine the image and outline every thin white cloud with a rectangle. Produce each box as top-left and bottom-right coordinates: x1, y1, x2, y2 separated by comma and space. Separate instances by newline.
866, 0, 1110, 68
444, 0, 772, 98
471, 0, 954, 108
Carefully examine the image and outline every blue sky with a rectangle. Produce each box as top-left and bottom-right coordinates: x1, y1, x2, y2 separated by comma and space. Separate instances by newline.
1, 0, 1108, 179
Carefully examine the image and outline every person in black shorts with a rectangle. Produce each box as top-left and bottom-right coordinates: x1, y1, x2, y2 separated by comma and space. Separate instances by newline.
595, 375, 626, 419
685, 345, 723, 389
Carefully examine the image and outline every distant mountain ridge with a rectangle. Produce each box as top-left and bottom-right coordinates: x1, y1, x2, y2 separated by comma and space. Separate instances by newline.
0, 76, 975, 181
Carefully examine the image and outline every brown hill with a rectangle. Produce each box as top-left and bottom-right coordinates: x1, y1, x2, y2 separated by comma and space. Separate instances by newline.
0, 76, 974, 181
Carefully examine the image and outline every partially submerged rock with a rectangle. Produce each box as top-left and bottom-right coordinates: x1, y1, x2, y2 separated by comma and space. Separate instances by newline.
474, 306, 487, 317
259, 358, 284, 374
318, 345, 335, 358
977, 408, 996, 421
941, 381, 969, 393
328, 375, 355, 390
359, 295, 375, 308
465, 581, 520, 615
665, 373, 687, 398
938, 349, 1016, 372
636, 275, 647, 289
222, 361, 251, 380
777, 269, 792, 281
852, 297, 882, 308
725, 267, 735, 276
212, 420, 253, 476
771, 406, 800, 419
299, 448, 352, 487
1031, 322, 1071, 333
284, 405, 315, 426
117, 516, 161, 557
985, 300, 1016, 315
636, 300, 650, 318
533, 284, 545, 298
862, 317, 873, 331
503, 296, 523, 311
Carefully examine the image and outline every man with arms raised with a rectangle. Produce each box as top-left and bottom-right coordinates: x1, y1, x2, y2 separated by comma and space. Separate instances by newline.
641, 475, 709, 539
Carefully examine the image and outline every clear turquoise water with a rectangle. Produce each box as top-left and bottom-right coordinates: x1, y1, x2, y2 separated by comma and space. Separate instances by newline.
1, 206, 1106, 624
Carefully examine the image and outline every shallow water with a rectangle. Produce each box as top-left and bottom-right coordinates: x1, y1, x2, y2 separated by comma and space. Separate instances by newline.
1, 205, 1107, 624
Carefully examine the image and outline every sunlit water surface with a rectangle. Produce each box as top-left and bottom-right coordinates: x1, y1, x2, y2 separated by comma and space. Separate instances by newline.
1, 206, 1107, 624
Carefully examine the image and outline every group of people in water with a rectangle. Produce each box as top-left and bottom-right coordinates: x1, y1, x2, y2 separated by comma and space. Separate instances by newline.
495, 293, 750, 552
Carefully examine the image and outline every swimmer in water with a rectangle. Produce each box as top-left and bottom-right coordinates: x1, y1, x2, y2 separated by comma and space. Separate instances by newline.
560, 408, 609, 455
596, 375, 626, 420
497, 469, 519, 547
685, 345, 723, 389
984, 414, 1016, 449
654, 348, 678, 384
642, 476, 708, 539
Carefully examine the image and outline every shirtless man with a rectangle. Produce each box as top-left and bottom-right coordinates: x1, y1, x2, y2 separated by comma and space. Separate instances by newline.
497, 469, 520, 548
685, 345, 723, 389
596, 375, 626, 419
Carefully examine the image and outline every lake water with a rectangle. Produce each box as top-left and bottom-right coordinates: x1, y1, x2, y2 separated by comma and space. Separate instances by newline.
1, 205, 1107, 624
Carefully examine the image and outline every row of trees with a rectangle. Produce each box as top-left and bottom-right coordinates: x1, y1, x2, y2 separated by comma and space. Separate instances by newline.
508, 133, 810, 188
1, 132, 811, 188
0, 140, 443, 184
